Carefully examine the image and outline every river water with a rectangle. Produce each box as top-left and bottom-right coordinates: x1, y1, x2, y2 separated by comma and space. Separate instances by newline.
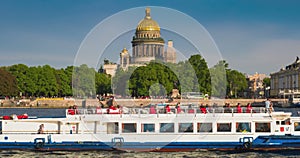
0, 107, 299, 157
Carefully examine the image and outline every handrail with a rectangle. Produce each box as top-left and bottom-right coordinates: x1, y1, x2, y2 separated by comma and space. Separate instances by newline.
66, 107, 268, 116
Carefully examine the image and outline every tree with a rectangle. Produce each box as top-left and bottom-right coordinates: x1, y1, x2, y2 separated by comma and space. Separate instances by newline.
188, 55, 211, 95
72, 64, 96, 98
56, 68, 72, 97
112, 67, 136, 97
95, 72, 111, 96
263, 77, 270, 87
35, 65, 58, 97
226, 69, 247, 98
209, 60, 227, 98
7, 64, 29, 96
0, 68, 18, 96
128, 61, 178, 97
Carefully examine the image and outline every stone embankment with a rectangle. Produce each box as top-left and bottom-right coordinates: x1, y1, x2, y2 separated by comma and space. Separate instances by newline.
0, 98, 287, 108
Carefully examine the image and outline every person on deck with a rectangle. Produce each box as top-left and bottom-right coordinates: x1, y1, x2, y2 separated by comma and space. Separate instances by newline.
38, 124, 44, 134
246, 103, 253, 113
188, 105, 195, 114
265, 98, 271, 113
73, 105, 79, 114
236, 103, 242, 113
68, 106, 75, 115
165, 104, 172, 114
150, 105, 156, 114
200, 104, 207, 114
176, 102, 182, 113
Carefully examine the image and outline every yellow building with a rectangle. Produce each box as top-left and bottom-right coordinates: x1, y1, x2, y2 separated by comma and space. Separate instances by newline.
247, 72, 268, 98
270, 57, 300, 97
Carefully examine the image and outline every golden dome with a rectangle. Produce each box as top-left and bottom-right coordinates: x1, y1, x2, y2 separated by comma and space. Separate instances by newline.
136, 8, 160, 31
121, 48, 128, 54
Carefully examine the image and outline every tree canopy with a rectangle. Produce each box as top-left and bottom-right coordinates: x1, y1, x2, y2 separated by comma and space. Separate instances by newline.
4, 64, 111, 98
0, 54, 251, 99
0, 68, 18, 96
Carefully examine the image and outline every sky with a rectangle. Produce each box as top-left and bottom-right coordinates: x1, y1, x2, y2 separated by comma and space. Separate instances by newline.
1, 0, 300, 75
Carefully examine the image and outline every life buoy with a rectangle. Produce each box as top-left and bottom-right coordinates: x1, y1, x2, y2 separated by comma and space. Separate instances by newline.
35, 142, 44, 149
243, 142, 252, 149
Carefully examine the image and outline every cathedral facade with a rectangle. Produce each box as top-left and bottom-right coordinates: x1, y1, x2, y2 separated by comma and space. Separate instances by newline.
119, 7, 176, 70
105, 8, 176, 76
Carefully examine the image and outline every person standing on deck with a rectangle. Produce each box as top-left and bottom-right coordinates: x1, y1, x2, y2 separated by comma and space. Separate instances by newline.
265, 98, 271, 113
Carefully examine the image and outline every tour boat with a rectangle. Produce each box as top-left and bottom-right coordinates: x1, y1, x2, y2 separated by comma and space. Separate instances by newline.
1, 105, 300, 151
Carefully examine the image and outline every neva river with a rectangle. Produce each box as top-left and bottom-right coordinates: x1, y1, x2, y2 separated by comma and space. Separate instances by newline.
0, 107, 299, 157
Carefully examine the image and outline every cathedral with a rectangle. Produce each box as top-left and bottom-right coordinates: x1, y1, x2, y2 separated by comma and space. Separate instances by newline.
104, 8, 176, 76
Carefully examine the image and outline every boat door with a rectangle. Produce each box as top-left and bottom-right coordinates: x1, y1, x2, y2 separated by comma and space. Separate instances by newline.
274, 119, 291, 135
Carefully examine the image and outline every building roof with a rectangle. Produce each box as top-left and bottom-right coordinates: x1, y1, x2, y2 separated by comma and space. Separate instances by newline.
136, 8, 160, 31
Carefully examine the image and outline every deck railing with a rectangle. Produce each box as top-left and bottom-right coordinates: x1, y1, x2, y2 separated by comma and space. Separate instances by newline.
66, 107, 268, 116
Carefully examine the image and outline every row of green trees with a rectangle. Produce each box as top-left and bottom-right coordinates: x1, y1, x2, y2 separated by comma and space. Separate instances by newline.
0, 54, 251, 98
0, 64, 111, 98
113, 55, 248, 98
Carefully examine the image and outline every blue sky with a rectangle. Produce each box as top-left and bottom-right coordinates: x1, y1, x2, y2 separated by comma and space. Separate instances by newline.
1, 0, 300, 75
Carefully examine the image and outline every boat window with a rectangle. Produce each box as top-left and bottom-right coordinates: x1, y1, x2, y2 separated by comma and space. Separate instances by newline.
284, 119, 291, 125
107, 122, 119, 134
276, 121, 280, 125
197, 123, 212, 133
217, 123, 231, 132
122, 123, 137, 133
236, 122, 251, 133
141, 123, 155, 132
294, 122, 300, 131
178, 123, 193, 133
160, 123, 174, 133
255, 122, 271, 132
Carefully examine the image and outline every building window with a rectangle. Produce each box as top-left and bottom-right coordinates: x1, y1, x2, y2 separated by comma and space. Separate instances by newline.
255, 122, 271, 132
217, 123, 231, 132
107, 122, 119, 134
141, 123, 155, 132
178, 123, 193, 133
160, 123, 174, 133
197, 123, 212, 133
236, 122, 251, 133
122, 123, 137, 133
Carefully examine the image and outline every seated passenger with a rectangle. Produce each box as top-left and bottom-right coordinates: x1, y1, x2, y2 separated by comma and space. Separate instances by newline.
188, 105, 195, 114
149, 105, 156, 114
224, 103, 232, 113
38, 124, 44, 134
68, 106, 75, 115
73, 105, 79, 114
200, 104, 206, 114
246, 103, 252, 113
236, 103, 242, 113
165, 105, 172, 114
176, 103, 182, 113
